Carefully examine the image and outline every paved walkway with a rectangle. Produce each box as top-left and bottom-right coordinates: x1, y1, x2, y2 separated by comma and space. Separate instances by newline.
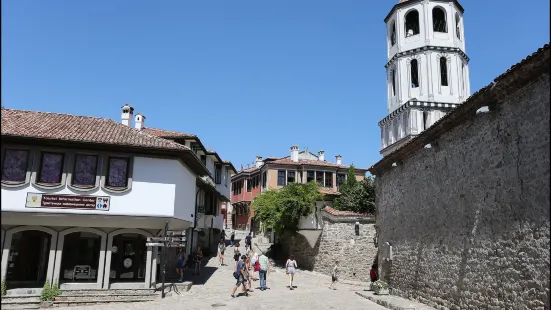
61, 242, 387, 310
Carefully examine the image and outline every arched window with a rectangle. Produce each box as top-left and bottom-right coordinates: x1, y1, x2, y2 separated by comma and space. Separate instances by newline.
455, 13, 461, 39
390, 21, 396, 46
440, 57, 448, 86
410, 59, 419, 88
391, 68, 396, 96
405, 10, 420, 37
432, 7, 447, 32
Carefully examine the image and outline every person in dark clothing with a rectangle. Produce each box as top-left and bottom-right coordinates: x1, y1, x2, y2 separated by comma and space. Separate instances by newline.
245, 233, 252, 251
230, 231, 235, 247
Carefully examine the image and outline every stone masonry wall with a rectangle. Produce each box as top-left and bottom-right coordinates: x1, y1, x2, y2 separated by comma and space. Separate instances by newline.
282, 217, 377, 282
375, 74, 550, 310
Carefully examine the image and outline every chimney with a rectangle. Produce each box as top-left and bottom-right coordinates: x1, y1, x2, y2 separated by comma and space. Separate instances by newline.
135, 113, 145, 130
318, 150, 325, 161
121, 104, 134, 126
255, 156, 263, 168
290, 145, 299, 162
335, 155, 342, 165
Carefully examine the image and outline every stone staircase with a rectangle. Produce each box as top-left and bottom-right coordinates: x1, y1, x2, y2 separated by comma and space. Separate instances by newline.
1, 289, 159, 309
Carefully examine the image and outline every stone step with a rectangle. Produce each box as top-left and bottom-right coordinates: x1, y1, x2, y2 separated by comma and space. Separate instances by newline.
1, 303, 41, 310
5, 289, 42, 296
60, 289, 156, 296
52, 298, 157, 308
54, 293, 158, 302
1, 294, 41, 303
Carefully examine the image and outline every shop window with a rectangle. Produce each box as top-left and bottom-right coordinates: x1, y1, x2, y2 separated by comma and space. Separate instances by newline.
1, 149, 30, 185
71, 154, 98, 189
37, 152, 65, 186
60, 232, 101, 283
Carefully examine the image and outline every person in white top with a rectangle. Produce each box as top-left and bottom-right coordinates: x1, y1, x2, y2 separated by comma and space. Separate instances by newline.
285, 255, 298, 290
329, 260, 339, 290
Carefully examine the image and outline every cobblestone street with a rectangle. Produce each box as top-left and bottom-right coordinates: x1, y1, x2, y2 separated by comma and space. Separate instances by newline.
61, 243, 386, 310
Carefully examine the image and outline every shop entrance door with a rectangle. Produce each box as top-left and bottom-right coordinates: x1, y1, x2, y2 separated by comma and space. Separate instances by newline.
110, 234, 147, 282
6, 230, 51, 288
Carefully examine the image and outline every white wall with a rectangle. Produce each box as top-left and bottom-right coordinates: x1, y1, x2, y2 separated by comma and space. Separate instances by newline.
297, 201, 333, 230
216, 166, 231, 200
1, 156, 197, 220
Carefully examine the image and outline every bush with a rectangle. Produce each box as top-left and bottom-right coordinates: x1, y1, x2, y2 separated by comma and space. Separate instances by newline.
40, 280, 54, 301
372, 280, 389, 290
1, 280, 6, 297
52, 280, 61, 297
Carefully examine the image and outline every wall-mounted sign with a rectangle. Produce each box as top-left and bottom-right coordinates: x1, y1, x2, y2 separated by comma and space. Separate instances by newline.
123, 258, 133, 268
25, 193, 110, 211
73, 265, 91, 280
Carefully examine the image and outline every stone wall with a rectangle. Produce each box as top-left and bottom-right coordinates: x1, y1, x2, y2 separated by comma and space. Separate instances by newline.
281, 211, 377, 282
372, 52, 550, 310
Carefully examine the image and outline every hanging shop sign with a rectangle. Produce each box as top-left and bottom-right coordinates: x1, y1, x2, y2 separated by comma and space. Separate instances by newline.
25, 193, 110, 211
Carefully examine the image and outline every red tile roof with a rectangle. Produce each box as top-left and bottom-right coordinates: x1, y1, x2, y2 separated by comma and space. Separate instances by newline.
265, 157, 366, 170
1, 108, 191, 151
319, 188, 340, 196
1, 108, 211, 175
141, 127, 197, 139
323, 206, 374, 217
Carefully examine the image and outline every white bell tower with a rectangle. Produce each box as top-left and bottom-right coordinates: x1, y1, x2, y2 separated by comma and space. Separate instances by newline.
379, 0, 471, 156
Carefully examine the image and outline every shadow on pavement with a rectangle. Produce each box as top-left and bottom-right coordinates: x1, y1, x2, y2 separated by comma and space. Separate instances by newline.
181, 266, 218, 285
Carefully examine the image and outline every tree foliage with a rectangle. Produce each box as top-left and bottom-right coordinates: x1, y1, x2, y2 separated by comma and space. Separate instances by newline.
252, 182, 322, 235
333, 166, 376, 214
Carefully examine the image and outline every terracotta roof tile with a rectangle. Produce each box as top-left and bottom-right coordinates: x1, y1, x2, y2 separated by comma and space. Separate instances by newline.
1, 108, 190, 151
141, 127, 197, 139
323, 206, 374, 217
266, 157, 361, 169
319, 188, 340, 196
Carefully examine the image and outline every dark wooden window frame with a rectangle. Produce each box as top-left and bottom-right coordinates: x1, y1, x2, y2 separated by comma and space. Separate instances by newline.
36, 151, 66, 187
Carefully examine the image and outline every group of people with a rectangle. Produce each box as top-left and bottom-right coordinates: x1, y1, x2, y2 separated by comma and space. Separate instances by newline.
175, 244, 204, 282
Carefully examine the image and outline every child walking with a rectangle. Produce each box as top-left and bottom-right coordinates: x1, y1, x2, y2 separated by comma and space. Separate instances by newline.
329, 260, 339, 290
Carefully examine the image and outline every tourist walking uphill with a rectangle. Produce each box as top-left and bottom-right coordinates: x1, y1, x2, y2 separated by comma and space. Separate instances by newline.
218, 239, 226, 266
286, 255, 298, 290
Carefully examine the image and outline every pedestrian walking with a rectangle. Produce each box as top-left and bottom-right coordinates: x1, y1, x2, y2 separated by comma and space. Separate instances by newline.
285, 255, 298, 290
251, 252, 260, 281
329, 260, 339, 290
244, 253, 253, 291
175, 247, 187, 282
221, 229, 227, 242
218, 239, 226, 266
245, 232, 252, 252
230, 231, 235, 247
195, 245, 203, 275
233, 243, 241, 269
258, 252, 270, 291
370, 264, 378, 283
231, 255, 249, 298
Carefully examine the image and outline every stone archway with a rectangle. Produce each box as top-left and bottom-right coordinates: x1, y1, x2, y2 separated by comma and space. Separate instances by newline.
103, 229, 153, 289
53, 228, 107, 289
1, 226, 58, 288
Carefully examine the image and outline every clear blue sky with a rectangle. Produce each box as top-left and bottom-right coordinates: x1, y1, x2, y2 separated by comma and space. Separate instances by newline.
2, 0, 549, 172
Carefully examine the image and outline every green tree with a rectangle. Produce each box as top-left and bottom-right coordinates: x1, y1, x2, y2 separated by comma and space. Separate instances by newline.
252, 182, 322, 235
334, 166, 376, 214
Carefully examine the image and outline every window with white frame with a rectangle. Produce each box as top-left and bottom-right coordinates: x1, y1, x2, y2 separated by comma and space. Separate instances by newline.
432, 7, 447, 33
1, 149, 31, 185
405, 10, 420, 37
